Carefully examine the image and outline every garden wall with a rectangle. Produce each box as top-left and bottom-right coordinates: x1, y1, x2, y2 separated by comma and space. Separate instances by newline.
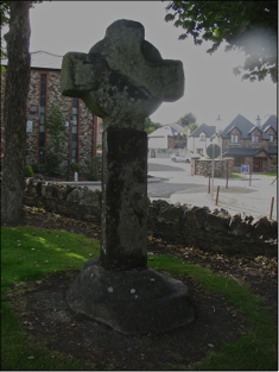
192, 158, 234, 177
24, 178, 277, 257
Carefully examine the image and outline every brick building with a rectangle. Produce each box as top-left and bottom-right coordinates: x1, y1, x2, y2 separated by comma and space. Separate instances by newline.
222, 114, 277, 172
1, 51, 103, 178
188, 114, 277, 173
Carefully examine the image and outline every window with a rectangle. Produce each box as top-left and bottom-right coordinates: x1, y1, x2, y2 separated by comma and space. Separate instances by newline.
70, 98, 79, 163
270, 134, 274, 143
252, 135, 260, 143
200, 133, 206, 142
38, 74, 47, 163
230, 134, 239, 144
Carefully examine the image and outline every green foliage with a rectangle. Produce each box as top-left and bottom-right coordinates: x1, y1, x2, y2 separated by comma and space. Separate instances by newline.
46, 104, 66, 142
24, 164, 33, 177
1, 2, 43, 59
45, 105, 67, 177
1, 227, 276, 370
70, 162, 80, 173
177, 112, 196, 127
144, 117, 161, 134
44, 153, 63, 177
1, 226, 99, 370
30, 163, 40, 173
0, 1, 10, 58
0, 2, 10, 28
86, 157, 102, 181
165, 1, 277, 82
187, 122, 198, 134
1, 226, 99, 290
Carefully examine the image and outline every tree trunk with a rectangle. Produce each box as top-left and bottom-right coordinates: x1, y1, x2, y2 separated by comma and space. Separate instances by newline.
1, 2, 31, 225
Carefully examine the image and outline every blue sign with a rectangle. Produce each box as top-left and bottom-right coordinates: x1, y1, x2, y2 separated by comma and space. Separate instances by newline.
241, 164, 250, 174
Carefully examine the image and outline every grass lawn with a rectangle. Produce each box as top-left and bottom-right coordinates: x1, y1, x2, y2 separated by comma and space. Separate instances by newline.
1, 226, 277, 370
231, 171, 277, 179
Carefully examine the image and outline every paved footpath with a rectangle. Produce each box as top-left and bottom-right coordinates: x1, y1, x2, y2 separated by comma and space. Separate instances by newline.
148, 158, 278, 221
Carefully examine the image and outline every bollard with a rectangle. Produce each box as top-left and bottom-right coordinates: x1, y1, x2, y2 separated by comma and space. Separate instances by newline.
249, 170, 252, 186
269, 196, 274, 220
215, 185, 220, 206
208, 176, 211, 194
225, 160, 229, 189
226, 171, 229, 189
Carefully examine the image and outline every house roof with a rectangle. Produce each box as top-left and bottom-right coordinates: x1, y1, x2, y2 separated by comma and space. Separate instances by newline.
148, 125, 178, 138
261, 115, 277, 132
267, 145, 278, 155
190, 123, 216, 138
30, 51, 63, 69
222, 114, 255, 139
1, 50, 63, 70
224, 147, 270, 157
167, 122, 185, 135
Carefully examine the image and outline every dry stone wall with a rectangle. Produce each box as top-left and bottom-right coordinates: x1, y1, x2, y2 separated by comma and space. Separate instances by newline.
24, 178, 277, 257
195, 158, 234, 177
24, 178, 102, 223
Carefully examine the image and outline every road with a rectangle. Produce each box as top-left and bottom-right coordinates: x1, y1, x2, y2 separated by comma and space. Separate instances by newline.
147, 161, 206, 198
60, 157, 278, 220
147, 158, 278, 220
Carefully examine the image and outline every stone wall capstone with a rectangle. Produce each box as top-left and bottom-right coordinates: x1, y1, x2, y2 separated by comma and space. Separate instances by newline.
24, 178, 277, 257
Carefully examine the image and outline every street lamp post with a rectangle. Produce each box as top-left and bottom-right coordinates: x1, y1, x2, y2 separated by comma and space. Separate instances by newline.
216, 114, 223, 159
211, 138, 215, 201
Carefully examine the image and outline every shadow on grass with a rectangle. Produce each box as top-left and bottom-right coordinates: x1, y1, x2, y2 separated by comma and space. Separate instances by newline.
1, 227, 277, 370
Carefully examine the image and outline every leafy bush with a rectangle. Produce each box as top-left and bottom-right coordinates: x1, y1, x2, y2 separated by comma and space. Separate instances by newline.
24, 164, 34, 177
44, 153, 63, 177
86, 157, 102, 181
30, 163, 40, 173
70, 162, 80, 173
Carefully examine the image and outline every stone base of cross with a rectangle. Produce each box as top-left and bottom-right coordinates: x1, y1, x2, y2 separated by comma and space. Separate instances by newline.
67, 258, 194, 335
62, 19, 194, 335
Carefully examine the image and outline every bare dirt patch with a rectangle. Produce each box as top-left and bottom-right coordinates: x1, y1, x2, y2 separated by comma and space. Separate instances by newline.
9, 270, 246, 370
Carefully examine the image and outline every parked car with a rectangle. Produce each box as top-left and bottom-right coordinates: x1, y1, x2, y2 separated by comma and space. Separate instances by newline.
171, 154, 190, 163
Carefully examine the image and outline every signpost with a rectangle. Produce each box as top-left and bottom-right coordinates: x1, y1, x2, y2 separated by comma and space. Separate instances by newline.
206, 143, 221, 200
241, 164, 250, 174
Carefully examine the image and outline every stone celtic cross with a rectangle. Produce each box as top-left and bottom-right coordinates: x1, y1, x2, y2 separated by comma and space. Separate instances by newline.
61, 19, 194, 335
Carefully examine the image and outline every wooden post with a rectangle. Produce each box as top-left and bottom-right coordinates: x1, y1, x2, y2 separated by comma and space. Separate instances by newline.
208, 176, 211, 194
215, 185, 220, 206
249, 168, 252, 186
269, 196, 274, 220
226, 160, 229, 189
271, 177, 276, 185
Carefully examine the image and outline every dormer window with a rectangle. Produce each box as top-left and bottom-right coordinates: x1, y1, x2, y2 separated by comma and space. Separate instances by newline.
200, 133, 206, 142
230, 134, 239, 144
270, 134, 274, 143
252, 135, 260, 143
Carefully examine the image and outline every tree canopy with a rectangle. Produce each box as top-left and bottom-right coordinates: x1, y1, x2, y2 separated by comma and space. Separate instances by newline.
0, 1, 10, 57
165, 1, 277, 82
144, 117, 161, 134
177, 112, 196, 128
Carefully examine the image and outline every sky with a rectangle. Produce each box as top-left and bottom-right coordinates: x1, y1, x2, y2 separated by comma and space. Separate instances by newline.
27, 1, 277, 129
